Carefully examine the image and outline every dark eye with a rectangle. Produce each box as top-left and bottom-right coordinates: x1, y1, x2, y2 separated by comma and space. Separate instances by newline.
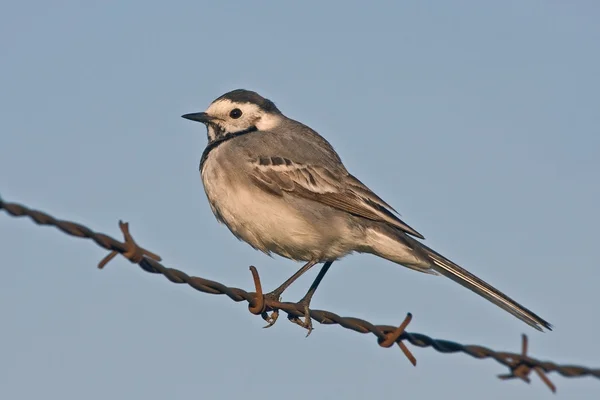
229, 108, 242, 119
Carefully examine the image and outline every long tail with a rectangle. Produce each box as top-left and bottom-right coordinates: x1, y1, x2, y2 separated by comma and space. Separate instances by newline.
417, 241, 552, 331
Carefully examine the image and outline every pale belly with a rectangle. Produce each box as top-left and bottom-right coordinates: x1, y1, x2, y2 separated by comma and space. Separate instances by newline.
201, 158, 356, 261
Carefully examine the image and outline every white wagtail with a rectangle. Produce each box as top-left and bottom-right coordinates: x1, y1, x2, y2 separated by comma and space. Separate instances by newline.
182, 89, 552, 334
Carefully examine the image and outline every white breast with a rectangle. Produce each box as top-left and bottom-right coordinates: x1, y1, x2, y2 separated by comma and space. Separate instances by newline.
200, 145, 332, 261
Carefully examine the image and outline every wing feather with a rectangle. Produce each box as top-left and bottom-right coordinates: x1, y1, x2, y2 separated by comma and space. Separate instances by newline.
249, 157, 425, 239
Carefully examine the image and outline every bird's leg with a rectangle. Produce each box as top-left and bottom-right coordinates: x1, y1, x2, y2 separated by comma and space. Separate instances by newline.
263, 260, 318, 328
265, 260, 319, 300
288, 261, 334, 336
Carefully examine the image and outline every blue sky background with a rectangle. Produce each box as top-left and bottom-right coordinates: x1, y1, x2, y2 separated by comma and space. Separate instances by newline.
1, 1, 599, 399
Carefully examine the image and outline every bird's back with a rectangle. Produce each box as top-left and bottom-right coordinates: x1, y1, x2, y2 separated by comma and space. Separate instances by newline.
233, 117, 346, 172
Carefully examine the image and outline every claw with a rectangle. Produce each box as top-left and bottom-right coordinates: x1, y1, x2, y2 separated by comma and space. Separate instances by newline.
261, 292, 282, 328
262, 309, 280, 328
288, 302, 314, 336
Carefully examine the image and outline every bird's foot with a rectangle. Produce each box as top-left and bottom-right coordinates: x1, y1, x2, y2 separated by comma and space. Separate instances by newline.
288, 301, 314, 337
261, 292, 282, 329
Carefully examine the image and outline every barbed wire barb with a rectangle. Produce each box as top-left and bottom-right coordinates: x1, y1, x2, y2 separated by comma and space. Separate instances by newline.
1, 196, 599, 393
497, 334, 557, 393
98, 220, 161, 269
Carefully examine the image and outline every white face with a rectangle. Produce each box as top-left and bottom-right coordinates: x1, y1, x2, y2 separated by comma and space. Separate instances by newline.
203, 99, 283, 142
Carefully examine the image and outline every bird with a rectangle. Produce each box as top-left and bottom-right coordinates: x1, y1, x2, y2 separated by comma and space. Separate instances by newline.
182, 89, 552, 334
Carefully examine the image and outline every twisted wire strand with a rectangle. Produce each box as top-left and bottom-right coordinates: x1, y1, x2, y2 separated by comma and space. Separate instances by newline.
1, 196, 598, 392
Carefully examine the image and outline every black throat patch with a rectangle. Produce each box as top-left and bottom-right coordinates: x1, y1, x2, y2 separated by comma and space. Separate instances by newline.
199, 126, 258, 171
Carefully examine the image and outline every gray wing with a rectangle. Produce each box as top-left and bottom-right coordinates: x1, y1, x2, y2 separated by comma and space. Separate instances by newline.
249, 155, 425, 239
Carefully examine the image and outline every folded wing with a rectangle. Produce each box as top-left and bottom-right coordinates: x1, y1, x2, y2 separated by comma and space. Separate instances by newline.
249, 156, 425, 239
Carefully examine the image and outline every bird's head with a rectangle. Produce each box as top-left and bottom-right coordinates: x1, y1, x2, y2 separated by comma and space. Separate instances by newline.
182, 89, 283, 143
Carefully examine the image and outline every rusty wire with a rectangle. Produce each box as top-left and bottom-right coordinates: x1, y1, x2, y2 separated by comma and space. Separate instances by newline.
1, 196, 599, 393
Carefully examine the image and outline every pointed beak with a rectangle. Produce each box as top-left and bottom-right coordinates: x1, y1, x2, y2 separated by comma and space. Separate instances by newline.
181, 112, 214, 124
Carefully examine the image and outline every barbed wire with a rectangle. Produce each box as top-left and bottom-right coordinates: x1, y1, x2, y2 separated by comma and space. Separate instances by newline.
1, 196, 599, 393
